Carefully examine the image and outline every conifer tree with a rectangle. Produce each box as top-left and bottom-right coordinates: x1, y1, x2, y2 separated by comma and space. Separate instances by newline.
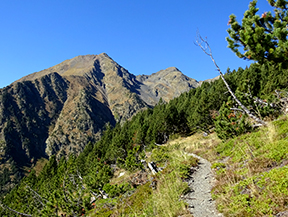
215, 98, 252, 140
227, 0, 288, 67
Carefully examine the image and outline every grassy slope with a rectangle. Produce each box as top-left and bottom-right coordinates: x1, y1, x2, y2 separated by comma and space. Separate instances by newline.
166, 114, 288, 216
188, 115, 288, 217
87, 114, 288, 217
211, 115, 288, 217
88, 140, 198, 217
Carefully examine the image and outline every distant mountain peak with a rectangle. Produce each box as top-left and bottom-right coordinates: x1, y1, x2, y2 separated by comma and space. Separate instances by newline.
135, 66, 199, 105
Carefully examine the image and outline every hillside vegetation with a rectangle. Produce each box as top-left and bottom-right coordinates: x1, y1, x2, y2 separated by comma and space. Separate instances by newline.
2, 0, 288, 215
182, 116, 288, 216
212, 116, 288, 216
0, 58, 288, 216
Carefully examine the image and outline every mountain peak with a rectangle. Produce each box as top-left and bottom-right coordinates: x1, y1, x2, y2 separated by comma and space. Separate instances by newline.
14, 53, 115, 84
98, 52, 110, 58
164, 66, 180, 72
135, 67, 199, 105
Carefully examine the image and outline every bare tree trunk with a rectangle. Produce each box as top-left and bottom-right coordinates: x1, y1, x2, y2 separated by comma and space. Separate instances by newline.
195, 32, 266, 126
24, 182, 48, 207
0, 201, 32, 217
148, 162, 158, 175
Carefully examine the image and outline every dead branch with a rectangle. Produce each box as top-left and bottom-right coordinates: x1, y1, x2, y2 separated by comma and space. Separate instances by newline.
252, 123, 263, 128
62, 172, 70, 204
0, 201, 32, 217
230, 108, 244, 113
24, 182, 49, 207
62, 171, 77, 217
195, 31, 266, 126
155, 143, 162, 146
76, 171, 99, 198
242, 92, 276, 107
148, 162, 159, 175
99, 189, 108, 199
275, 89, 282, 99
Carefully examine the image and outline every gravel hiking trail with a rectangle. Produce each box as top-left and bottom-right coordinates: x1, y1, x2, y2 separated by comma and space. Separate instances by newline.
182, 153, 223, 217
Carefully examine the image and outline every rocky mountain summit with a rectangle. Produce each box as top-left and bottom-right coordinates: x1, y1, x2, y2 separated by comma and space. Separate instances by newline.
0, 53, 201, 173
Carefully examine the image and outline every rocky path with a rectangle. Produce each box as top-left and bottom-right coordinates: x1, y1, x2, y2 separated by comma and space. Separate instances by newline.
183, 153, 223, 217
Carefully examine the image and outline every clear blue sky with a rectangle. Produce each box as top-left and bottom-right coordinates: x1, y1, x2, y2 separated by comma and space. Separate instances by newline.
0, 0, 273, 88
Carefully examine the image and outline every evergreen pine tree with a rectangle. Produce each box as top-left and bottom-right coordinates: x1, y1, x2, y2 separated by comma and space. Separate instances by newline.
214, 98, 252, 140
227, 0, 288, 67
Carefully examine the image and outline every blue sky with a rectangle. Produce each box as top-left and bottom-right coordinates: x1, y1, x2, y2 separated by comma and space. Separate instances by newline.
0, 0, 273, 88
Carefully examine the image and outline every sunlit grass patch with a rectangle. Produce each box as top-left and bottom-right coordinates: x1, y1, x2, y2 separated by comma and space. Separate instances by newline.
89, 138, 198, 217
209, 115, 288, 216
133, 144, 197, 217
214, 166, 288, 216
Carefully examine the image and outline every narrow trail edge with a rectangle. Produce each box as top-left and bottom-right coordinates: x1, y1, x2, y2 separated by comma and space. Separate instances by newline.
183, 153, 223, 217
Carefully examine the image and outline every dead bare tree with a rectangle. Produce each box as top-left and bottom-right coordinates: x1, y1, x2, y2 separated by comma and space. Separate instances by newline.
0, 201, 32, 217
61, 168, 107, 216
0, 182, 50, 217
76, 170, 99, 198
195, 32, 267, 126
24, 182, 49, 208
1, 168, 102, 217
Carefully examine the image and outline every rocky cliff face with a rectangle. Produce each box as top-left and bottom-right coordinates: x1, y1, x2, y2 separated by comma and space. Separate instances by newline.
0, 53, 200, 171
0, 73, 68, 164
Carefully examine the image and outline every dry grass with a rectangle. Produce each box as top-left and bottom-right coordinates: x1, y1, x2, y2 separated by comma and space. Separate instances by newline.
267, 122, 277, 143
99, 138, 198, 217
138, 144, 195, 217
146, 170, 192, 217
109, 168, 135, 185
169, 132, 221, 163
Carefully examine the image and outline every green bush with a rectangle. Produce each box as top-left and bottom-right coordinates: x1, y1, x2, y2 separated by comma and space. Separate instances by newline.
215, 99, 252, 140
151, 146, 169, 163
102, 183, 132, 197
124, 146, 143, 171
178, 156, 199, 179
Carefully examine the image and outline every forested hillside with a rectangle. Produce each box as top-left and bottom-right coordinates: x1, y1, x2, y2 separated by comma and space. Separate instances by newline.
1, 60, 287, 216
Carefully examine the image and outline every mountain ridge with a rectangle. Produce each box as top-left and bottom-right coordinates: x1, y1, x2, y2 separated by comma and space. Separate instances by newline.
0, 53, 205, 186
